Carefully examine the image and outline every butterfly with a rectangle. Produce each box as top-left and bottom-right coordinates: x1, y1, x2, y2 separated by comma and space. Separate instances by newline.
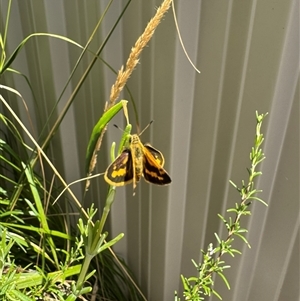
104, 133, 171, 192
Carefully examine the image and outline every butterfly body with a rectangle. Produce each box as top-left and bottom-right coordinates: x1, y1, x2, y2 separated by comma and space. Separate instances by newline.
104, 134, 171, 191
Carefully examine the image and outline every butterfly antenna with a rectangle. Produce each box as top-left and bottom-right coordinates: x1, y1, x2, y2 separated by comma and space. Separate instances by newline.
114, 124, 124, 132
139, 120, 154, 136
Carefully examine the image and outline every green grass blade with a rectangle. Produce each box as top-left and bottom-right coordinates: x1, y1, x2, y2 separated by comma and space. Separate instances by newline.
117, 123, 132, 155
22, 163, 48, 227
2, 222, 72, 240
85, 100, 127, 174
15, 265, 81, 290
22, 162, 59, 267
0, 33, 83, 75
11, 290, 35, 301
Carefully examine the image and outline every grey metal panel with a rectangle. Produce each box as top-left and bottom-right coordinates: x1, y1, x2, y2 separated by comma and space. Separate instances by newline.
1, 0, 298, 300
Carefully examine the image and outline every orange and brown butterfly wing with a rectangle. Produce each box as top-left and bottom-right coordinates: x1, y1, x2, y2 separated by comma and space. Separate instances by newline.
104, 150, 134, 186
142, 146, 171, 185
143, 143, 165, 166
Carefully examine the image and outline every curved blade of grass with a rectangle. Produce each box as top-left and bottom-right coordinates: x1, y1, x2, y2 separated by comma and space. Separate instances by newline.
117, 123, 132, 155
15, 264, 81, 290
10, 290, 34, 301
99, 233, 124, 253
22, 163, 49, 229
3, 222, 72, 240
0, 33, 84, 75
85, 100, 127, 174
4, 230, 55, 264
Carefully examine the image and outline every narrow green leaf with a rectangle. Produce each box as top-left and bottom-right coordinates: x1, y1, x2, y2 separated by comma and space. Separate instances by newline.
236, 228, 248, 233
11, 290, 34, 301
85, 100, 127, 173
117, 123, 132, 155
1, 33, 84, 74
248, 196, 268, 206
214, 233, 221, 244
234, 233, 251, 248
3, 222, 72, 240
22, 163, 48, 228
227, 208, 238, 213
230, 248, 242, 255
15, 265, 81, 289
65, 293, 78, 301
229, 180, 237, 188
99, 233, 124, 253
217, 214, 227, 224
180, 275, 190, 291
109, 142, 116, 162
217, 271, 230, 290
78, 285, 93, 295
212, 288, 223, 300
226, 249, 236, 257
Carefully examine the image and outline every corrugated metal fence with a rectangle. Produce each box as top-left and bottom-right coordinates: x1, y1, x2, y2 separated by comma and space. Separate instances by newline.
0, 1, 298, 300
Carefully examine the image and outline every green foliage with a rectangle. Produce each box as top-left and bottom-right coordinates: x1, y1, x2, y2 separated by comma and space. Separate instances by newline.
0, 0, 145, 300
176, 112, 268, 301
1, 1, 269, 300
0, 131, 83, 299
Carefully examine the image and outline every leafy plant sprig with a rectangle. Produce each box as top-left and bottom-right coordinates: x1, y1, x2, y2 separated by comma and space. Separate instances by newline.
176, 111, 268, 301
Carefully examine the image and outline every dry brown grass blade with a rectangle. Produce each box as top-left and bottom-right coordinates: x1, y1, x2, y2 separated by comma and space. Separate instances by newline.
107, 0, 173, 110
